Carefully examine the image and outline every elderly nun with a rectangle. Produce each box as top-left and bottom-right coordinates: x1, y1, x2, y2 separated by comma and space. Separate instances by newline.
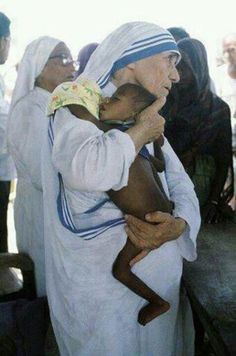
42, 22, 200, 355
7, 36, 75, 296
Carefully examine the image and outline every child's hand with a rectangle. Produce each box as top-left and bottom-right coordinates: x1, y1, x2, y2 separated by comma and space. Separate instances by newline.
156, 135, 164, 146
129, 248, 151, 267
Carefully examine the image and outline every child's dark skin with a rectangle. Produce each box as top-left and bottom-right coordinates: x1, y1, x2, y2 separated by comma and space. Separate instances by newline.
68, 84, 173, 325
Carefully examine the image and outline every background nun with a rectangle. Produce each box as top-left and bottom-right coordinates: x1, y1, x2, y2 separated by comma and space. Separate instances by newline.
7, 36, 75, 296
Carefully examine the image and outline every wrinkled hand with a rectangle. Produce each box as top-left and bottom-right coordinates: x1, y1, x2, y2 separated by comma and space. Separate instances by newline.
135, 97, 166, 142
125, 212, 187, 266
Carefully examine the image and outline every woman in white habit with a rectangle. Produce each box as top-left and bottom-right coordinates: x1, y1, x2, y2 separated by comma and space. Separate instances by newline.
7, 36, 75, 296
42, 22, 200, 355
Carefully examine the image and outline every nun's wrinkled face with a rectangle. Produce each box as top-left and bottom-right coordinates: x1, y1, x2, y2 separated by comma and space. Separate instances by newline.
36, 42, 75, 92
130, 52, 180, 98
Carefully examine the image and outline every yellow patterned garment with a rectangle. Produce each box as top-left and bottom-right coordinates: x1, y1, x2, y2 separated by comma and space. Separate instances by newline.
47, 78, 102, 119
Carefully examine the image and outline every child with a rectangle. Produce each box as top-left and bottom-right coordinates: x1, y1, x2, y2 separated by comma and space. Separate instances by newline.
48, 79, 173, 325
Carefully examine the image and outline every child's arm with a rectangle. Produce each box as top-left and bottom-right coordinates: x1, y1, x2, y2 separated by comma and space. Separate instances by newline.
149, 140, 165, 172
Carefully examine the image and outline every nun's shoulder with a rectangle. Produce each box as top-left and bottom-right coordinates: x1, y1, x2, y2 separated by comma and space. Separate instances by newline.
13, 87, 50, 113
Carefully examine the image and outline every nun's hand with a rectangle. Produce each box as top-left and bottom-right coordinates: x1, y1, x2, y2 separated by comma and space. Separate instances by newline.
135, 97, 166, 142
126, 97, 166, 154
125, 212, 187, 265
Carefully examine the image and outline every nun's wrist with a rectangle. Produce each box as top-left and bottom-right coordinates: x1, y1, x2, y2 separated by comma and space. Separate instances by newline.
126, 125, 150, 154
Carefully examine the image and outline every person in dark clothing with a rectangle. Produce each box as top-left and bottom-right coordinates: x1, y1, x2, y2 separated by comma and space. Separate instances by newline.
163, 38, 234, 223
76, 42, 99, 77
167, 27, 190, 42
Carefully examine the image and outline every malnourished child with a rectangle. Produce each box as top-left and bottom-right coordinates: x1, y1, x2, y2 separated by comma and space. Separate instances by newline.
48, 79, 173, 325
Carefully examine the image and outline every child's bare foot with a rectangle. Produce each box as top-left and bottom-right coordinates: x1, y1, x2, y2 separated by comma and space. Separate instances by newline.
138, 301, 170, 326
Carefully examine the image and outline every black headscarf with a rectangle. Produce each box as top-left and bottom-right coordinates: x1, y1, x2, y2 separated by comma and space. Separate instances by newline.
167, 27, 190, 41
164, 38, 234, 203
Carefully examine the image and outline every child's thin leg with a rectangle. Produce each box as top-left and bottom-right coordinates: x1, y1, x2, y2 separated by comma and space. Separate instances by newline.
112, 239, 170, 325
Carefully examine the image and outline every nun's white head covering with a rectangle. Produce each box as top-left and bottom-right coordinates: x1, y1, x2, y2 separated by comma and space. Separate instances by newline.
10, 36, 61, 110
82, 21, 180, 94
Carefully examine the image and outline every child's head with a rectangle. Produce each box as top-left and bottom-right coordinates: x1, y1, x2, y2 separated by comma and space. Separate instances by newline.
99, 83, 156, 122
48, 80, 156, 123
48, 78, 102, 119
